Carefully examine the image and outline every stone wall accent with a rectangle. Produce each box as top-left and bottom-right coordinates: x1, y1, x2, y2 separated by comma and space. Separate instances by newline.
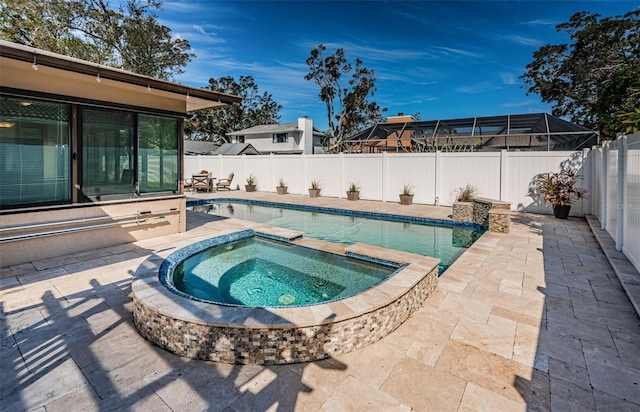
489, 209, 510, 233
472, 198, 493, 227
452, 196, 511, 233
452, 202, 473, 223
133, 266, 437, 365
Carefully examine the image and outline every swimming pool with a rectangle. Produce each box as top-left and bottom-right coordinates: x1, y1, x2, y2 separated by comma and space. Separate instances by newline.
189, 199, 484, 273
168, 235, 401, 307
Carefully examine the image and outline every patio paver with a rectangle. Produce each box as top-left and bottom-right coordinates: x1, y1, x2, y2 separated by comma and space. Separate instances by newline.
1, 192, 639, 411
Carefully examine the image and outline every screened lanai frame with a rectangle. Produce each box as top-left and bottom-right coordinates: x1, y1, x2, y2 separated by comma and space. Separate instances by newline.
343, 113, 599, 153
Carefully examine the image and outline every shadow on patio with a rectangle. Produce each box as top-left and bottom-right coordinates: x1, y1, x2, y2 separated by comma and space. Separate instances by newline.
514, 216, 640, 410
0, 240, 347, 411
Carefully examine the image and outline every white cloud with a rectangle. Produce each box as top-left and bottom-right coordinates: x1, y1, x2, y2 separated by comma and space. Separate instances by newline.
519, 19, 557, 26
456, 82, 496, 94
193, 25, 217, 36
500, 73, 518, 85
431, 46, 483, 59
501, 99, 543, 108
503, 35, 543, 47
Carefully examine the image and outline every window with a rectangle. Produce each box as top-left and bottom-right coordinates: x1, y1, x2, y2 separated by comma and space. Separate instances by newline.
0, 96, 70, 208
1, 93, 181, 208
138, 115, 178, 193
272, 133, 288, 143
81, 108, 135, 199
235, 136, 245, 144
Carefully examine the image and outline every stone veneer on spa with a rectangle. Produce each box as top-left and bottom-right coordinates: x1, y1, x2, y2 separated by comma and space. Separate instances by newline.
132, 227, 440, 365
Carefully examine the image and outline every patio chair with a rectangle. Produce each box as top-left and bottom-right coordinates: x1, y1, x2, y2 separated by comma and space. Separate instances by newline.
192, 173, 211, 192
183, 177, 193, 192
216, 172, 234, 191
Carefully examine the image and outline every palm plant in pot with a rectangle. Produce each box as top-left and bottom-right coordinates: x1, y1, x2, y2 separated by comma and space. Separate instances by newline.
346, 182, 360, 201
245, 174, 257, 192
399, 184, 414, 205
538, 169, 587, 219
308, 179, 321, 197
276, 177, 288, 194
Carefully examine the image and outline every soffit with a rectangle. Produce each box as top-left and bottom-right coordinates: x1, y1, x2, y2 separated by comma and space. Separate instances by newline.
0, 42, 242, 114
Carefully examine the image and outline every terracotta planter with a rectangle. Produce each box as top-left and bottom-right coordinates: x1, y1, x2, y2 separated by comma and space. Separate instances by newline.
346, 191, 359, 201
553, 205, 571, 219
399, 194, 413, 205
276, 186, 288, 195
245, 184, 256, 192
308, 188, 321, 198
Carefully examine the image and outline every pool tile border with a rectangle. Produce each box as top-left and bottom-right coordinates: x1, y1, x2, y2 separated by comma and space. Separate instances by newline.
188, 198, 486, 230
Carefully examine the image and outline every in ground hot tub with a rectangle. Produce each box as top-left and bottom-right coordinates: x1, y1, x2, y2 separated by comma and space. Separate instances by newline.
168, 234, 401, 307
132, 228, 440, 364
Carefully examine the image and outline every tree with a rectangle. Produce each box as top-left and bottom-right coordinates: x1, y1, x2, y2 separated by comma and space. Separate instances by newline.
184, 76, 282, 143
305, 45, 386, 152
520, 10, 640, 138
0, 0, 193, 79
617, 87, 640, 134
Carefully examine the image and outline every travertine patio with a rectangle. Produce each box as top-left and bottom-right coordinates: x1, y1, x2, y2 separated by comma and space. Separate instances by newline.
1, 193, 639, 411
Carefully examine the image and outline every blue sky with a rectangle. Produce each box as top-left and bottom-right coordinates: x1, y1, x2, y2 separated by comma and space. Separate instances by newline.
156, 0, 638, 131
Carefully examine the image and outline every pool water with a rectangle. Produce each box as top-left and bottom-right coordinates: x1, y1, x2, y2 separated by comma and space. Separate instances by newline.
172, 237, 399, 307
191, 202, 484, 273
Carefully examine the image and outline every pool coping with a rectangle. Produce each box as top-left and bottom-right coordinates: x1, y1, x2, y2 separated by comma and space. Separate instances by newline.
188, 198, 486, 230
132, 225, 440, 329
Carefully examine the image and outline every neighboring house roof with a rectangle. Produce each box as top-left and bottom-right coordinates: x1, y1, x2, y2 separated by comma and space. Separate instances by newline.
213, 143, 260, 155
183, 140, 220, 155
228, 122, 327, 137
346, 113, 598, 152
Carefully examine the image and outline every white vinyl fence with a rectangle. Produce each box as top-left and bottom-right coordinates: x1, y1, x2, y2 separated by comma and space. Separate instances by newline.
592, 132, 640, 272
184, 149, 592, 216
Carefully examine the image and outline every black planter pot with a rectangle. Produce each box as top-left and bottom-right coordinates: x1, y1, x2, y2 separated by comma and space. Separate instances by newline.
553, 205, 571, 219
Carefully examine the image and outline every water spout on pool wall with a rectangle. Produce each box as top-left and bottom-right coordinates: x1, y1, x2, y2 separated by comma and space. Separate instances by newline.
132, 228, 441, 365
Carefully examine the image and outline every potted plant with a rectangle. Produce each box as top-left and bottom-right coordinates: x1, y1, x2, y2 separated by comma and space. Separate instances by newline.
308, 179, 321, 197
538, 169, 587, 219
453, 183, 478, 203
276, 177, 288, 195
346, 182, 360, 201
399, 184, 414, 205
245, 174, 257, 192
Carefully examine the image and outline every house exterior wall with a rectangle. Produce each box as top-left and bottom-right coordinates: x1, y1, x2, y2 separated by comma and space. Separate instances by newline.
0, 43, 231, 268
244, 132, 300, 153
237, 117, 319, 154
0, 197, 185, 269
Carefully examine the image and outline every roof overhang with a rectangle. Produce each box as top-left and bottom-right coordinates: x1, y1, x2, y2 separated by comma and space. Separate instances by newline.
0, 41, 242, 114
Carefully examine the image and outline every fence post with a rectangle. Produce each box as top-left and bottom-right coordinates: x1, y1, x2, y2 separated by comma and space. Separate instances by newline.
616, 136, 626, 251
242, 154, 247, 190
435, 151, 442, 205
582, 148, 592, 215
601, 143, 608, 230
500, 150, 508, 202
382, 152, 388, 202
340, 153, 345, 199
270, 153, 275, 192
303, 154, 308, 196
590, 148, 597, 217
